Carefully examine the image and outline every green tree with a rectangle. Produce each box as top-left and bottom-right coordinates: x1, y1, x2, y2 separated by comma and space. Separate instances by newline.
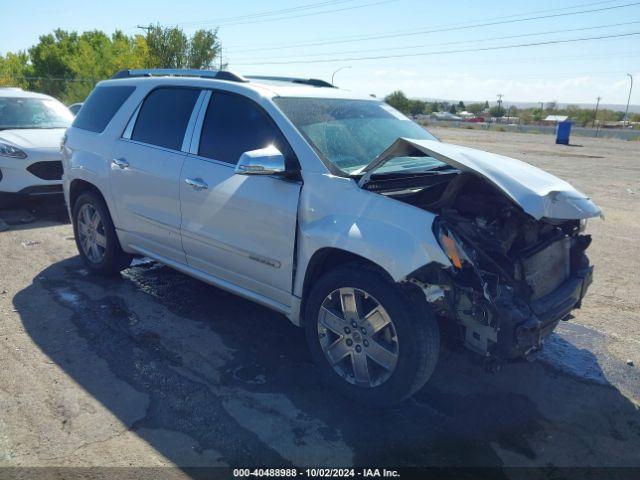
489, 106, 506, 118
449, 104, 457, 114
188, 29, 220, 69
467, 103, 484, 114
484, 100, 489, 109
457, 100, 465, 110
408, 99, 427, 115
0, 51, 31, 89
28, 29, 80, 98
519, 110, 533, 124
384, 90, 410, 113
532, 108, 544, 122
145, 24, 220, 69
64, 30, 148, 101
145, 25, 188, 68
0, 25, 219, 103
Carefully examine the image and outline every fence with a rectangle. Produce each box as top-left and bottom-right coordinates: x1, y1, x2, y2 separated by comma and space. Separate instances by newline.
423, 120, 640, 141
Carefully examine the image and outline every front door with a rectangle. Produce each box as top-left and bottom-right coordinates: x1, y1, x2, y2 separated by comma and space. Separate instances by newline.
180, 90, 301, 307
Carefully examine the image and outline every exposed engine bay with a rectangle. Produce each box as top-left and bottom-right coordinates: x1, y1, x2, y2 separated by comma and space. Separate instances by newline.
364, 169, 594, 365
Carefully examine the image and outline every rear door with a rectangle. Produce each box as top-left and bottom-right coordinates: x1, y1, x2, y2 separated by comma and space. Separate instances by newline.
110, 87, 203, 263
180, 90, 301, 307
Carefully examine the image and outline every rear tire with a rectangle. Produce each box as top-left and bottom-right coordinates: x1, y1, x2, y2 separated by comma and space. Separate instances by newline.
304, 263, 439, 406
72, 191, 132, 275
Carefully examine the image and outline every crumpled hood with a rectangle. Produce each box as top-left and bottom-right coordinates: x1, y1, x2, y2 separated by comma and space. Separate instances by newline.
360, 137, 602, 220
0, 128, 66, 149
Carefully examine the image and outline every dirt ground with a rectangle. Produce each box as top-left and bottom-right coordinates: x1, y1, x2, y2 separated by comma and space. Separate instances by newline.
0, 129, 639, 478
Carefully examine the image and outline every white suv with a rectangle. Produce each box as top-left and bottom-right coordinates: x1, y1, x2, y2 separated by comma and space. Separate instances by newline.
0, 87, 73, 198
62, 69, 601, 405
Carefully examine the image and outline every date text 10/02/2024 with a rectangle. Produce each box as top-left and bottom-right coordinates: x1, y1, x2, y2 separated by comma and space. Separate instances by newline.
232, 468, 401, 477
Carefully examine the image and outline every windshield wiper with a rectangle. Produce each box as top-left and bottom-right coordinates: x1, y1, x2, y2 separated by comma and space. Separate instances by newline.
361, 167, 458, 184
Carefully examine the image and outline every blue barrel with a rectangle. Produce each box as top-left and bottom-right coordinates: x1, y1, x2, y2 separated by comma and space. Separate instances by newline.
556, 120, 572, 145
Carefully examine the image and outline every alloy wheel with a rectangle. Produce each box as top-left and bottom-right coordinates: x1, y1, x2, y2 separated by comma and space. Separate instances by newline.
317, 287, 399, 388
77, 203, 107, 263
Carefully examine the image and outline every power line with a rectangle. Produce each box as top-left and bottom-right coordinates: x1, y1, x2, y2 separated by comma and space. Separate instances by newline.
205, 0, 396, 27
168, 0, 398, 27
227, 0, 622, 51
232, 31, 640, 65
367, 50, 640, 69
160, 0, 354, 27
230, 20, 640, 61
226, 1, 640, 54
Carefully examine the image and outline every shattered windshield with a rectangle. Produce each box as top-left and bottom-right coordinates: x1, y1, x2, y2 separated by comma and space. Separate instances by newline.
274, 97, 444, 175
0, 96, 73, 130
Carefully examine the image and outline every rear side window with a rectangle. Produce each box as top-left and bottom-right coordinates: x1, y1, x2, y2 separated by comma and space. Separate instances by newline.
72, 86, 135, 133
132, 88, 200, 151
199, 90, 296, 168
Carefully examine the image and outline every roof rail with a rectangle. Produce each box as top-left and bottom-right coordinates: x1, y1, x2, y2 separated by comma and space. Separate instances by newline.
111, 69, 248, 83
245, 75, 336, 88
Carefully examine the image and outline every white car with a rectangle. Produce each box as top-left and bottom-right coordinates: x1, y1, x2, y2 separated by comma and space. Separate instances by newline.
62, 69, 601, 405
0, 87, 73, 198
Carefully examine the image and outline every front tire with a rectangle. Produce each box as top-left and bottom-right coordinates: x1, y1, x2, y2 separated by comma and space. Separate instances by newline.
304, 263, 439, 406
72, 191, 132, 275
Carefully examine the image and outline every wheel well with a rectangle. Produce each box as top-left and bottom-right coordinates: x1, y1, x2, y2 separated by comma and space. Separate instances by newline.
299, 248, 392, 321
69, 179, 104, 212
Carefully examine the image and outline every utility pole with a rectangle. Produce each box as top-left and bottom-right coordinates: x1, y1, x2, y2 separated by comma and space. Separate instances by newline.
592, 96, 601, 129
539, 101, 544, 122
496, 94, 503, 123
624, 73, 633, 127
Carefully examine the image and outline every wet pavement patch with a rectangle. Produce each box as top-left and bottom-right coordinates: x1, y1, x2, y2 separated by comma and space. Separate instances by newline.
12, 257, 640, 470
541, 322, 640, 399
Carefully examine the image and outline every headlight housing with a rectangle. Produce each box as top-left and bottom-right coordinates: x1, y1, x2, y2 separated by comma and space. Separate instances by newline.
0, 142, 27, 159
436, 225, 470, 269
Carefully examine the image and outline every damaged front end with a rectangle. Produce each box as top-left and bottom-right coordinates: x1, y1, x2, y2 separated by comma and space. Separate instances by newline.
360, 138, 600, 365
410, 196, 594, 364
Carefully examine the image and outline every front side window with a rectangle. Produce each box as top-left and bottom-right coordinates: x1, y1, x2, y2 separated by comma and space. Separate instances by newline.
274, 97, 441, 175
198, 90, 296, 167
73, 86, 135, 133
132, 87, 200, 151
0, 96, 73, 130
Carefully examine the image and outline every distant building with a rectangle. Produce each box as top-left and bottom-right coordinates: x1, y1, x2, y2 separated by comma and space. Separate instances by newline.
431, 111, 463, 121
458, 110, 475, 119
543, 115, 569, 123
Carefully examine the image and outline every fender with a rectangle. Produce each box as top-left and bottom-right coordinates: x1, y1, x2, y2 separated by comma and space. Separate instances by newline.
294, 172, 451, 298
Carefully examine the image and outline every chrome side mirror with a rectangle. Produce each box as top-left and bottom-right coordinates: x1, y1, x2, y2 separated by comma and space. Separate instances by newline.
235, 145, 286, 176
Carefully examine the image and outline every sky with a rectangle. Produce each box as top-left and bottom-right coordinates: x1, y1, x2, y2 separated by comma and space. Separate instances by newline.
1, 0, 639, 106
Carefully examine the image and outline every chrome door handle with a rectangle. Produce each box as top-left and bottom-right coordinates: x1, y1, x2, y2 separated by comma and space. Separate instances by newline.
112, 158, 129, 169
185, 177, 208, 190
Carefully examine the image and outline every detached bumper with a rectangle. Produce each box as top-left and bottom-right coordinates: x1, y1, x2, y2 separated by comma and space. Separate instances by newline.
496, 262, 593, 360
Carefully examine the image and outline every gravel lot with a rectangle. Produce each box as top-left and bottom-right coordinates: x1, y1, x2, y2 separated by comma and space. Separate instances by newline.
0, 129, 639, 477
